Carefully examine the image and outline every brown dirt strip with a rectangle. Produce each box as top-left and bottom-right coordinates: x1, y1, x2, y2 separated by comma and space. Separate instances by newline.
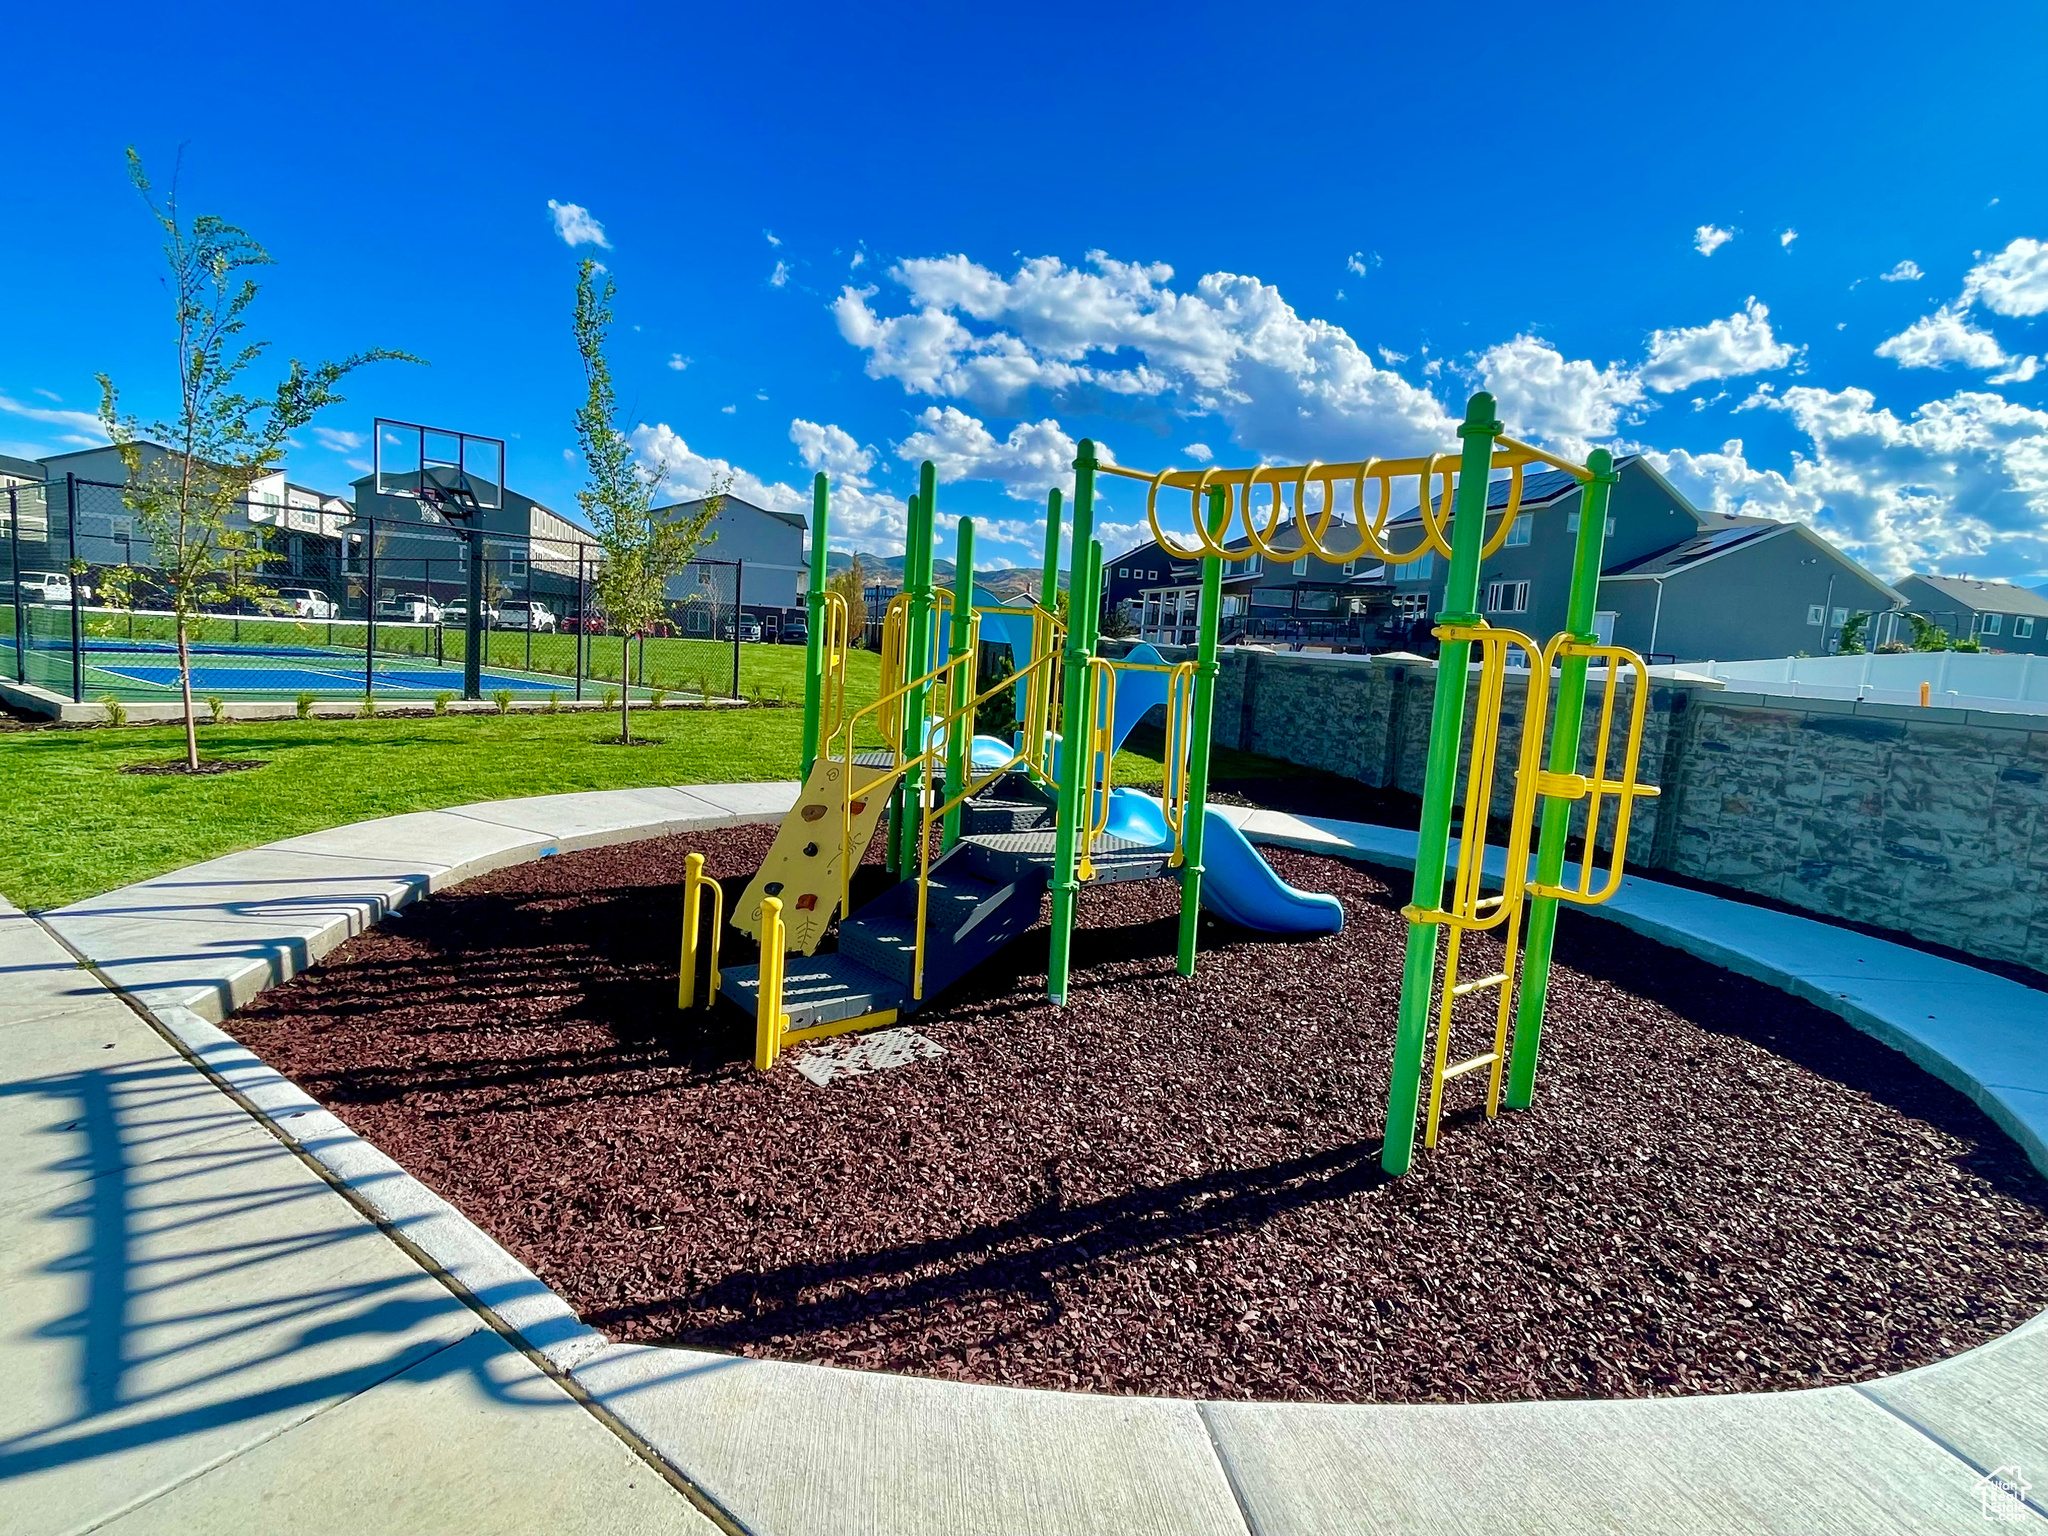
228, 825, 2048, 1404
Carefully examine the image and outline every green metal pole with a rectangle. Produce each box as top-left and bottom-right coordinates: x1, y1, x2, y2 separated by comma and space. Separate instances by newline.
1505, 448, 1618, 1109
800, 472, 829, 780
896, 467, 939, 875
1175, 486, 1228, 976
1047, 443, 1099, 1005
1031, 487, 1064, 785
1381, 391, 1503, 1177
943, 518, 975, 850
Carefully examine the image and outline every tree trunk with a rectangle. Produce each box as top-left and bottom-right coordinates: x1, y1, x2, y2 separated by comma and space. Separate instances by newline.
620, 634, 631, 743
177, 610, 198, 771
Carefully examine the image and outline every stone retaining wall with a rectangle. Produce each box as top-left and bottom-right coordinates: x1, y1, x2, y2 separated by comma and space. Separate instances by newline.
1114, 644, 2048, 974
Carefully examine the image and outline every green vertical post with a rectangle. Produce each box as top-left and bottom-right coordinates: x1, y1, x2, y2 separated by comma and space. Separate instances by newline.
1506, 449, 1618, 1109
1381, 392, 1503, 1177
895, 467, 939, 875
1176, 486, 1229, 976
943, 518, 976, 850
1047, 444, 1099, 1005
800, 472, 829, 781
1031, 488, 1064, 784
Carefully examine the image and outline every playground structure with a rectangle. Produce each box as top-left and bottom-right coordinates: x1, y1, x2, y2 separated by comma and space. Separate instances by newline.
681, 392, 1659, 1176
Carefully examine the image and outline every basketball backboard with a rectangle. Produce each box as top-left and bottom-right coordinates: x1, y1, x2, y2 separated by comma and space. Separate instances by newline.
373, 419, 505, 521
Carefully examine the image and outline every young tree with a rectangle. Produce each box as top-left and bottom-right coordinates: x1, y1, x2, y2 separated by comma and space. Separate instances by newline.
827, 553, 865, 643
572, 259, 722, 743
1905, 612, 1953, 652
97, 149, 413, 769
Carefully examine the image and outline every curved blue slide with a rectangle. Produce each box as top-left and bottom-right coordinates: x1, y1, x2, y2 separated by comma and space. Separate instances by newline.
1104, 789, 1345, 936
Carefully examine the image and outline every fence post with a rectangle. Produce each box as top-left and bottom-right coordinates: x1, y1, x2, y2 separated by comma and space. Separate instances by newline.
575, 546, 586, 701
732, 558, 744, 700
464, 529, 484, 700
7, 488, 23, 683
524, 536, 534, 673
365, 519, 377, 701
66, 474, 82, 701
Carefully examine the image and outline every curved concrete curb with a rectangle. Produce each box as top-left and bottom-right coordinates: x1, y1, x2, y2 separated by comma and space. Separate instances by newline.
28, 784, 2048, 1535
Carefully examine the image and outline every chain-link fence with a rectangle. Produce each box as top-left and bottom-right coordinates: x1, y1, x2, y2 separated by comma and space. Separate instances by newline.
3, 476, 757, 705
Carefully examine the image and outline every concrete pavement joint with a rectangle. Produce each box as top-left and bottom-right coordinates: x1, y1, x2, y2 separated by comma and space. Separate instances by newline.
25, 899, 754, 1536
1193, 1402, 1263, 1536
1850, 1384, 2048, 1523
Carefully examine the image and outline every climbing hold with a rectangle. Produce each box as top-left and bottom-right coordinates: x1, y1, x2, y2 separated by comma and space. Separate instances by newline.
801, 803, 827, 822
802, 842, 819, 857
796, 893, 818, 911
765, 880, 784, 896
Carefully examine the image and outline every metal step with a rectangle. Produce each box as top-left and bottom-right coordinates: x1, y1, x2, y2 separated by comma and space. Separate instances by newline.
719, 952, 906, 1030
839, 865, 1002, 983
957, 829, 1176, 886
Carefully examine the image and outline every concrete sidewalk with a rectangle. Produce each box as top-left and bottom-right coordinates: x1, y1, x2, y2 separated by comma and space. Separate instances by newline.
6, 782, 2044, 1534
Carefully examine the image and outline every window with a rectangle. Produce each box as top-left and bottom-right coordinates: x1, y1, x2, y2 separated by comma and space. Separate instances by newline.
1504, 513, 1532, 547
1407, 552, 1435, 580
1485, 579, 1529, 613
1806, 604, 1825, 626
1147, 569, 1159, 579
1342, 559, 1358, 577
1291, 556, 1308, 575
1831, 607, 1848, 626
1117, 567, 1128, 578
1566, 511, 1617, 536
2017, 616, 2036, 638
509, 551, 528, 579
1243, 554, 1263, 576
698, 566, 713, 585
1981, 612, 2003, 635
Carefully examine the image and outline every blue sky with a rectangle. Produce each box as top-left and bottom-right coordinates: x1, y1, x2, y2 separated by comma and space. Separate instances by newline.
5, 1, 2046, 580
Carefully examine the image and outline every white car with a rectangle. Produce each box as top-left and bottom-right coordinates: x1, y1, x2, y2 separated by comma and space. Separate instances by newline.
275, 587, 337, 620
377, 593, 444, 624
497, 602, 556, 632
18, 571, 72, 604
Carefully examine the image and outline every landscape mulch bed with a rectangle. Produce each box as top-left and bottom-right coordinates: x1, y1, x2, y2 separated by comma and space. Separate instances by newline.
229, 824, 2048, 1404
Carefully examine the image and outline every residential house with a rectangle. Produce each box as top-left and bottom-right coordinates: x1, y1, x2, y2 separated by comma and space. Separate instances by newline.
1893, 574, 2048, 655
1382, 456, 1899, 662
650, 494, 807, 636
1106, 522, 1386, 648
350, 471, 593, 620
0, 454, 39, 489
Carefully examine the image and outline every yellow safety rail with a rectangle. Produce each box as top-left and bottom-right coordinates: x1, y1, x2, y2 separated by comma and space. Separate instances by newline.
1072, 655, 1199, 879
1400, 621, 1551, 1151
754, 897, 789, 1070
1525, 637, 1663, 908
1100, 434, 1587, 571
677, 851, 723, 1009
816, 589, 851, 749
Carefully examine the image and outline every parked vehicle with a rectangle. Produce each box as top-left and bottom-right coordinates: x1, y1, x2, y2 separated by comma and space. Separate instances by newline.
376, 593, 443, 624
498, 601, 556, 632
439, 601, 499, 628
561, 614, 605, 635
779, 617, 808, 645
721, 618, 763, 642
275, 587, 337, 620
16, 571, 73, 604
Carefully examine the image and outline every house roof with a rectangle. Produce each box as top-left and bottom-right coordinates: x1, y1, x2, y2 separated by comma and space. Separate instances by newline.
0, 453, 42, 480
1384, 460, 1605, 525
1901, 573, 2048, 618
658, 493, 805, 533
1602, 522, 1784, 577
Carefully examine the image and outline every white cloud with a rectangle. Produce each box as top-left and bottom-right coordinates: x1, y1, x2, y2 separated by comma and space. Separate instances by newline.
850, 245, 866, 270
312, 427, 366, 453
1474, 337, 1644, 462
1875, 305, 2036, 382
547, 200, 610, 249
769, 260, 791, 289
763, 229, 781, 247
0, 392, 108, 449
1962, 237, 2048, 317
1377, 346, 1409, 365
1879, 260, 1923, 283
668, 354, 688, 371
1694, 225, 1735, 257
1184, 443, 1213, 462
832, 250, 1455, 462
629, 422, 906, 552
1780, 229, 1798, 248
1639, 297, 1800, 394
32, 387, 60, 402
789, 419, 875, 483
720, 404, 736, 414
1650, 387, 2048, 578
1346, 252, 1369, 276
895, 406, 1085, 501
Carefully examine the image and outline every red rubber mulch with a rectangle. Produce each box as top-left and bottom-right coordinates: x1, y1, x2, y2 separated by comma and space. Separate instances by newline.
227, 825, 2048, 1403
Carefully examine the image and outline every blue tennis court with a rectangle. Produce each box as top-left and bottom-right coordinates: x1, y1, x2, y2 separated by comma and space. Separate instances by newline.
92, 662, 567, 693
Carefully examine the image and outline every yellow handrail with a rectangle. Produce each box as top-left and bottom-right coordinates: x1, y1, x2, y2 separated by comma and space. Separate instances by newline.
816, 589, 850, 748
677, 850, 724, 1009
754, 896, 788, 1070
1525, 637, 1663, 907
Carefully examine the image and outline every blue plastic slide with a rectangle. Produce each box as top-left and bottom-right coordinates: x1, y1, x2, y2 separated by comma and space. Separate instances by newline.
1104, 789, 1345, 936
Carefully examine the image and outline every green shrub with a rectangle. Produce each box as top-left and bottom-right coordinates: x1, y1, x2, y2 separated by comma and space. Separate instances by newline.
434, 692, 453, 715
546, 691, 562, 713
296, 692, 315, 720
357, 696, 377, 718
99, 694, 128, 726
205, 695, 226, 726
697, 671, 714, 702
1954, 635, 1982, 653
493, 688, 513, 714
602, 686, 620, 710
651, 687, 668, 709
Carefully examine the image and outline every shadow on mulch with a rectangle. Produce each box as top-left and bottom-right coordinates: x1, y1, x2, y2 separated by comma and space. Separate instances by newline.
228, 823, 2048, 1405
